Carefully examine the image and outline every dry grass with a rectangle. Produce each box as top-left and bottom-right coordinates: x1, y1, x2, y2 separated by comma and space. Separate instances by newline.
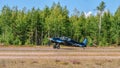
0, 59, 120, 68
0, 47, 120, 68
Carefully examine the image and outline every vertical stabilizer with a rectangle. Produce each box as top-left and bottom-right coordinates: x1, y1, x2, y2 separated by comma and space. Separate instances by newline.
83, 38, 87, 46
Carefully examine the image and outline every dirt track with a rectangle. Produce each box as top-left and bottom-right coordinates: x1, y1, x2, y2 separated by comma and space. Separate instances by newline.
0, 47, 120, 60
0, 47, 120, 68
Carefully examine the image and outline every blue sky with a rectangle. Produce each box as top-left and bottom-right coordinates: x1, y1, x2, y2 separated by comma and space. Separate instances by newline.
0, 0, 120, 15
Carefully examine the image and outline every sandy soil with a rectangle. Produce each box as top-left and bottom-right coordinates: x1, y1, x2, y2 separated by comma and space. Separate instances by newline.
0, 46, 120, 68
0, 47, 120, 59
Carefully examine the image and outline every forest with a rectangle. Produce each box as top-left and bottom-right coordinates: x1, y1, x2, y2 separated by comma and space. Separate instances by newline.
0, 1, 119, 46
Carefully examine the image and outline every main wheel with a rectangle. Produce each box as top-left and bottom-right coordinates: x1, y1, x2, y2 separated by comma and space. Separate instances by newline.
53, 44, 56, 49
56, 44, 60, 49
53, 43, 57, 49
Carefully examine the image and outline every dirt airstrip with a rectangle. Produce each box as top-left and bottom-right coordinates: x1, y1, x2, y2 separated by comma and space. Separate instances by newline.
0, 46, 120, 68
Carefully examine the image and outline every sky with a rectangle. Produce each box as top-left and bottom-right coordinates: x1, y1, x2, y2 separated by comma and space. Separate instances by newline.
0, 0, 120, 16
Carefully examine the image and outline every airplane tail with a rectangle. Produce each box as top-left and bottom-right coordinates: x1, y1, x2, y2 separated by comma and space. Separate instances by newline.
82, 38, 87, 46
77, 38, 88, 47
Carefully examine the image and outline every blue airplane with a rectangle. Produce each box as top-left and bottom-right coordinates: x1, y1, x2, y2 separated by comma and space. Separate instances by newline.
48, 37, 88, 49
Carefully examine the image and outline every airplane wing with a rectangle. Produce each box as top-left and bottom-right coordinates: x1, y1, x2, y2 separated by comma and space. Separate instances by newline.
48, 38, 64, 43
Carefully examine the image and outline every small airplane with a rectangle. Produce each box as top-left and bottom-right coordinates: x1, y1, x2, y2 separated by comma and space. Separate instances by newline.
48, 36, 88, 49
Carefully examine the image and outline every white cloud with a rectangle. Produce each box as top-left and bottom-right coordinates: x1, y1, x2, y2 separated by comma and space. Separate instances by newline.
84, 11, 92, 18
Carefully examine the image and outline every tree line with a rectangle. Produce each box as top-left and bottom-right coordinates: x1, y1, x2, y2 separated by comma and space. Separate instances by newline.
0, 2, 119, 46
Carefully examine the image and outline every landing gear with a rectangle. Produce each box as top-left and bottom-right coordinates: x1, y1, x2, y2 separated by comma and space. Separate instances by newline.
56, 44, 60, 49
53, 44, 56, 49
53, 43, 60, 49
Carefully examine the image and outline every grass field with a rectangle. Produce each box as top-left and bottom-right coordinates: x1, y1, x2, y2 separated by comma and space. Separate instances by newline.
0, 46, 120, 68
